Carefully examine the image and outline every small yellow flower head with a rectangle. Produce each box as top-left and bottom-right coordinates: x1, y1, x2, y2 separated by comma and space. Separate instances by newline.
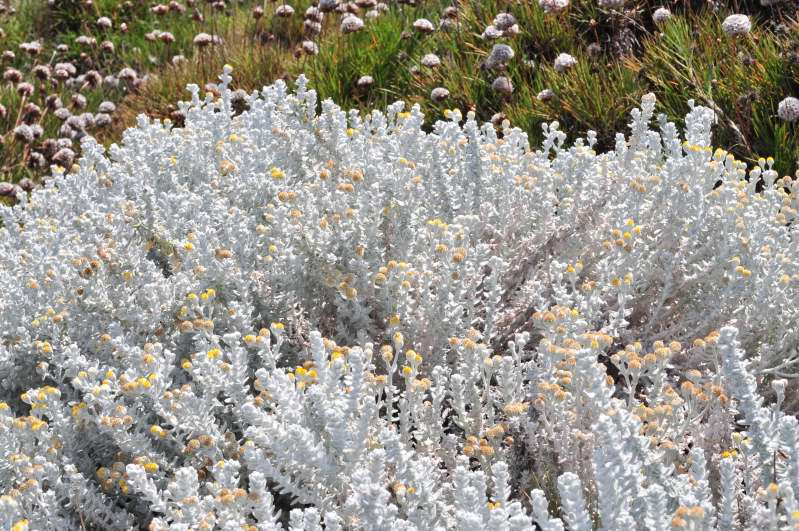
503, 402, 528, 416
393, 332, 405, 347
183, 242, 194, 251
220, 160, 236, 175
207, 348, 222, 360
402, 366, 413, 376
270, 167, 285, 180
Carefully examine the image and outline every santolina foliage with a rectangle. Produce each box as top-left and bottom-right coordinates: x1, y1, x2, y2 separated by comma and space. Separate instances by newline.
1, 68, 799, 529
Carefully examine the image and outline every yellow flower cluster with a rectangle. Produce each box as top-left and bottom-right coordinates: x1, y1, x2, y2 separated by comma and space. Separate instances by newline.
463, 435, 498, 457
288, 361, 318, 390
671, 505, 705, 528
96, 461, 131, 493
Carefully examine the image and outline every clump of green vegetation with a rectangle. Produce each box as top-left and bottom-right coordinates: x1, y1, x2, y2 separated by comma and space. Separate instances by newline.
0, 0, 276, 198
1, 0, 798, 200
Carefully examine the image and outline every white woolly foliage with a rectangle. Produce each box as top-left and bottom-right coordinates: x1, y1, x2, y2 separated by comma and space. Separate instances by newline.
1, 69, 799, 530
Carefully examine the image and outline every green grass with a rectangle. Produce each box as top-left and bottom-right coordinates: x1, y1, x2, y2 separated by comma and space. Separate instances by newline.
628, 12, 799, 174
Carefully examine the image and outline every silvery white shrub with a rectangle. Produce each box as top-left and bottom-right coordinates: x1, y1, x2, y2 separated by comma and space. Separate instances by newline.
1, 67, 799, 530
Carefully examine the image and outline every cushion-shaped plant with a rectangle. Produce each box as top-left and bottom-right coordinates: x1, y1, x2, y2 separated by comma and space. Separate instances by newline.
1, 68, 798, 529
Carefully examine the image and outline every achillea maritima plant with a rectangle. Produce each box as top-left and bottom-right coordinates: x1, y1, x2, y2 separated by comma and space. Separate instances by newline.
0, 69, 798, 529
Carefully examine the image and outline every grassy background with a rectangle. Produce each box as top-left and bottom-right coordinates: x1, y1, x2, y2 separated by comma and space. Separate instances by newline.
1, 0, 798, 192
